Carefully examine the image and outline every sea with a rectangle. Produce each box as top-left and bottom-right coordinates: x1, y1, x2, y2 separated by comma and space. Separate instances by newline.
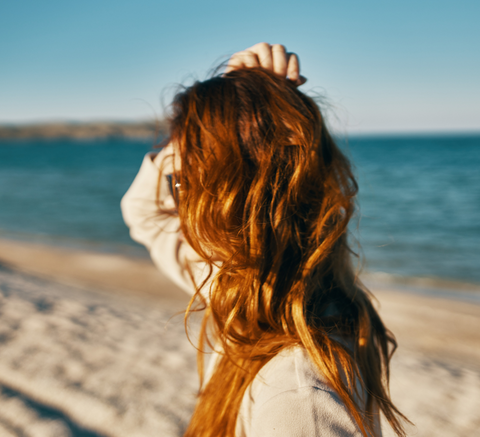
0, 134, 479, 298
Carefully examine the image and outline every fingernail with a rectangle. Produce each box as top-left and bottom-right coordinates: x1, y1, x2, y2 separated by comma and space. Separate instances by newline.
298, 75, 307, 86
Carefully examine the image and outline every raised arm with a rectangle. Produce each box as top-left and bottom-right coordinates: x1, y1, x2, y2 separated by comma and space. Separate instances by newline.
120, 146, 208, 295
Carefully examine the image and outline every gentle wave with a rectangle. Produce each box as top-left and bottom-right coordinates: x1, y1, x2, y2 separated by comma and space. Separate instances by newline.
362, 271, 480, 304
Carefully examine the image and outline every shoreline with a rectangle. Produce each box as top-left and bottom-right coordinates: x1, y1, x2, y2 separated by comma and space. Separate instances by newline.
1, 236, 480, 369
0, 237, 189, 307
1, 234, 479, 302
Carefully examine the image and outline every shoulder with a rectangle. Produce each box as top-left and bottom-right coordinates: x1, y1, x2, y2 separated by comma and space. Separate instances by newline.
237, 347, 362, 437
249, 386, 362, 437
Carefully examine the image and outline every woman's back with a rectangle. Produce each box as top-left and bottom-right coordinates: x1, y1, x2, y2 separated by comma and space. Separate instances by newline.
122, 43, 407, 437
237, 346, 369, 437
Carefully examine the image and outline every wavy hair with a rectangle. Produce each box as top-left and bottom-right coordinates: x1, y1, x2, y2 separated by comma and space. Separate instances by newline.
163, 68, 407, 437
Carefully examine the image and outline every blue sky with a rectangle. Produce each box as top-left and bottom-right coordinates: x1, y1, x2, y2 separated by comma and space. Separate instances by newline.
1, 0, 479, 133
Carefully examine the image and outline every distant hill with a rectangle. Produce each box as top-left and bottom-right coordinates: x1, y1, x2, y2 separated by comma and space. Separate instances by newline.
0, 121, 168, 140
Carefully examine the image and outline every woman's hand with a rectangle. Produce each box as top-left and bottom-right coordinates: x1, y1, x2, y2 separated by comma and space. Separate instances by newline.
225, 42, 307, 86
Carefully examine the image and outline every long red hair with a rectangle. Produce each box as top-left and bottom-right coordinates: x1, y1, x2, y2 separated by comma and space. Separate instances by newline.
162, 68, 407, 436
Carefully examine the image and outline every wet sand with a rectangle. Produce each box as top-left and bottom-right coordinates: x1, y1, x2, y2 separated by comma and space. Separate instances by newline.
0, 238, 479, 436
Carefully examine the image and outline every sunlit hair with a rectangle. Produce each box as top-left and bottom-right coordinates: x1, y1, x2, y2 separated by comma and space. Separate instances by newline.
162, 68, 408, 437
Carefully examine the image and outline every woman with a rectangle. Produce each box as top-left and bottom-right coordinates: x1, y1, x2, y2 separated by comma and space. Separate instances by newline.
121, 43, 408, 437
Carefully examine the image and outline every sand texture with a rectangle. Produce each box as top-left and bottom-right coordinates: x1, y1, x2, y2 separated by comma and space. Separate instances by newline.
0, 239, 479, 436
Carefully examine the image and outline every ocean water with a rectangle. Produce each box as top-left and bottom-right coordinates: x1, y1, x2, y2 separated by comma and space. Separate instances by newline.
346, 134, 480, 286
0, 135, 479, 287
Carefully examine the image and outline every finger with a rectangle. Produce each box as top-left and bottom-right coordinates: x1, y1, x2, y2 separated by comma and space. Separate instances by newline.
225, 52, 259, 72
286, 54, 307, 86
271, 44, 288, 77
286, 53, 300, 83
225, 51, 260, 73
247, 42, 273, 71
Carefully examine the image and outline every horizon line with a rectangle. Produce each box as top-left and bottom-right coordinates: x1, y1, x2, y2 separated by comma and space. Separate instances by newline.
1, 119, 480, 139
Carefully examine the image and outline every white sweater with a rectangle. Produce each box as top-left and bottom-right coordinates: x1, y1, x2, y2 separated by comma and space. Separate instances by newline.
121, 150, 378, 437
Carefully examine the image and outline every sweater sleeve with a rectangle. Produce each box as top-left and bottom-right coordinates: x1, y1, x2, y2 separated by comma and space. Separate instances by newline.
120, 150, 211, 296
251, 387, 363, 437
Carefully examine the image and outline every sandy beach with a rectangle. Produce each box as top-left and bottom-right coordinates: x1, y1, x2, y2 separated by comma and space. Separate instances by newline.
0, 238, 479, 436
